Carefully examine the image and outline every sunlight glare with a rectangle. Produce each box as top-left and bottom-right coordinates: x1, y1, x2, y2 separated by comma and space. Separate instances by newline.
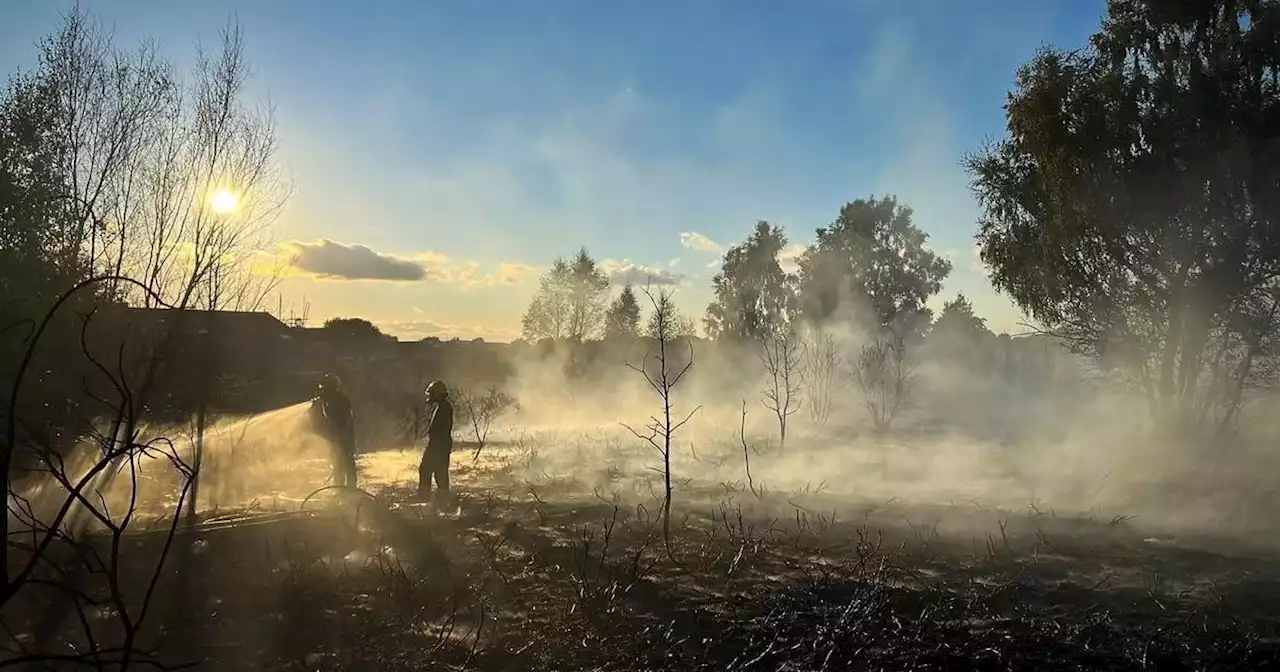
209, 189, 240, 214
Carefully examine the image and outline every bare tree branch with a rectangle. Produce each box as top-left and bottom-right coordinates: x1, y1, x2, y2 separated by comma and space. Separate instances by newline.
759, 327, 802, 447
852, 333, 915, 434
621, 281, 701, 557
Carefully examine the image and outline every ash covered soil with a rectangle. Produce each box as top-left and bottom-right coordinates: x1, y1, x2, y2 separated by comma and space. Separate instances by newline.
10, 430, 1280, 671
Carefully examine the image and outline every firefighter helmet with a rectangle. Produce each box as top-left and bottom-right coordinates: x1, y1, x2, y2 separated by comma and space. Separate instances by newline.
318, 373, 342, 392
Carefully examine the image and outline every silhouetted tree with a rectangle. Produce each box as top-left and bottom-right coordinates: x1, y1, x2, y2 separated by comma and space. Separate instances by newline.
0, 41, 101, 453
0, 64, 86, 316
1, 10, 287, 667
705, 220, 795, 341
521, 247, 610, 341
927, 293, 995, 370
965, 0, 1280, 433
604, 283, 642, 338
796, 197, 951, 338
322, 317, 386, 342
1, 10, 287, 469
933, 294, 987, 335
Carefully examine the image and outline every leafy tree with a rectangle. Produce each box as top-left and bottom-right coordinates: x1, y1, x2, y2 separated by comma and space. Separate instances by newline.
965, 0, 1280, 432
0, 47, 95, 465
603, 283, 642, 338
0, 12, 290, 666
931, 293, 991, 340
644, 292, 696, 341
795, 197, 951, 338
705, 220, 795, 341
521, 247, 610, 342
928, 293, 994, 367
0, 69, 81, 316
2, 12, 285, 461
322, 317, 385, 342
0, 15, 286, 316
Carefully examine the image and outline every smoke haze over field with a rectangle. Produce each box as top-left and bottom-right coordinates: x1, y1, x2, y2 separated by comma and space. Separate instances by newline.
21, 280, 1280, 552
281, 275, 1280, 551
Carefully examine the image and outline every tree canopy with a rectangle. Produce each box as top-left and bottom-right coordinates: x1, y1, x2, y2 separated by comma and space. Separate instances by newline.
322, 317, 386, 342
704, 220, 794, 341
795, 196, 952, 337
0, 10, 286, 447
0, 66, 84, 317
644, 291, 696, 342
931, 293, 991, 342
521, 247, 611, 342
928, 293, 994, 366
966, 0, 1280, 430
604, 283, 642, 339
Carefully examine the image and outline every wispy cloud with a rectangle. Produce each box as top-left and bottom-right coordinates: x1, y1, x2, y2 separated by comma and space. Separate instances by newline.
679, 231, 722, 254
494, 262, 540, 285
600, 258, 684, 286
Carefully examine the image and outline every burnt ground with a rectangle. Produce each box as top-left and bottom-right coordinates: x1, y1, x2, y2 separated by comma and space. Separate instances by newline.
5, 441, 1280, 671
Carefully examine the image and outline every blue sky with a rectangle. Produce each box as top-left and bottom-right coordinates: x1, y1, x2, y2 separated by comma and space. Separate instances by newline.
1, 0, 1108, 341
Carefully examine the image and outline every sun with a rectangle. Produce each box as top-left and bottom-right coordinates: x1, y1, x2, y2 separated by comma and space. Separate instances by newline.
209, 189, 239, 214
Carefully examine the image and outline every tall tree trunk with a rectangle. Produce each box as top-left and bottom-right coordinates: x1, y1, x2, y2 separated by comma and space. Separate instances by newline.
1175, 307, 1212, 423
1216, 299, 1276, 437
1157, 266, 1192, 413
